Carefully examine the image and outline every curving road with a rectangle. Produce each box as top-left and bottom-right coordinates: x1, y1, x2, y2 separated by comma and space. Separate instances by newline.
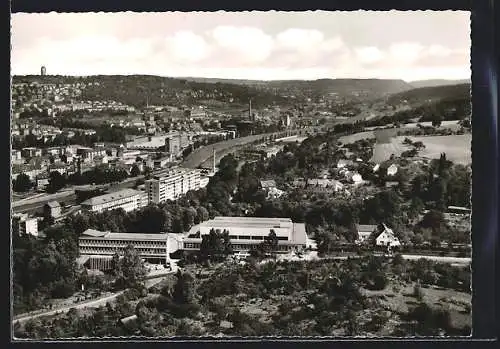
12, 266, 178, 325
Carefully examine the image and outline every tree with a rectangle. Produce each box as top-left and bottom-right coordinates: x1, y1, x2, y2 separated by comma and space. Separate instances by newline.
432, 117, 443, 128
182, 207, 197, 231
409, 197, 425, 219
261, 229, 279, 257
114, 245, 147, 289
199, 228, 232, 262
13, 173, 32, 192
419, 210, 448, 235
195, 206, 209, 224
130, 164, 141, 177
47, 171, 67, 193
413, 141, 426, 150
172, 270, 197, 305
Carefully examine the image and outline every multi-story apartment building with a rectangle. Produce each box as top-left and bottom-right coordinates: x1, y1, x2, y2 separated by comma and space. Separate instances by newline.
12, 213, 39, 237
145, 167, 201, 204
183, 217, 308, 254
76, 147, 107, 163
80, 189, 146, 213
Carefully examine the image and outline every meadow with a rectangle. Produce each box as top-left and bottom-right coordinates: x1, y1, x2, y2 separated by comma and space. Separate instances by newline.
370, 134, 471, 164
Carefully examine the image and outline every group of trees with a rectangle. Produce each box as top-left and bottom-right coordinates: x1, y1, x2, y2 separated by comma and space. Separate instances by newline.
13, 222, 149, 316
12, 226, 79, 314
12, 173, 33, 192
14, 252, 471, 339
409, 153, 471, 211
110, 245, 148, 290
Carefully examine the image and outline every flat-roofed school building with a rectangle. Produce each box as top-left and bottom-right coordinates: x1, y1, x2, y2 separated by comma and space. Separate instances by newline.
78, 229, 184, 270
183, 216, 308, 253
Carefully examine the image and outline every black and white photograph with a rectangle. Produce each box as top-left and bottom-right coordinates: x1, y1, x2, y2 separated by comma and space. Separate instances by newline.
10, 10, 472, 339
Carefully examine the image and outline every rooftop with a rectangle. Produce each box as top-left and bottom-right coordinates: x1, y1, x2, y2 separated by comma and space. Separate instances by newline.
356, 224, 378, 232
260, 179, 277, 189
81, 188, 142, 207
46, 201, 60, 208
202, 216, 294, 229
80, 229, 169, 241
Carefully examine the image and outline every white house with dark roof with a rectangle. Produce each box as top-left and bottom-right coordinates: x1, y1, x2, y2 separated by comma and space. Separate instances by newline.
374, 224, 401, 247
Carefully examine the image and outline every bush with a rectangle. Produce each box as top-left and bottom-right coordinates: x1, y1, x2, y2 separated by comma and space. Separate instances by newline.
413, 285, 424, 300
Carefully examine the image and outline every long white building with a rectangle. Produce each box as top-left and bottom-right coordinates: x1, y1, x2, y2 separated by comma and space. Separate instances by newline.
183, 216, 308, 253
78, 229, 183, 270
77, 216, 308, 270
80, 188, 147, 213
145, 167, 201, 204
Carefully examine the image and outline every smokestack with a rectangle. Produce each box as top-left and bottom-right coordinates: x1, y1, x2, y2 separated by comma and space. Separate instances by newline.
249, 99, 252, 119
212, 147, 216, 173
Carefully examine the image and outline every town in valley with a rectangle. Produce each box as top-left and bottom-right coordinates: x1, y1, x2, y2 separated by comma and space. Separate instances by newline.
11, 11, 471, 339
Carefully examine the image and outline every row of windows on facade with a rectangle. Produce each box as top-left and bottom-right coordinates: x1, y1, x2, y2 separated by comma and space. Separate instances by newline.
80, 240, 167, 247
190, 235, 289, 241
85, 199, 139, 209
183, 243, 295, 251
80, 246, 167, 254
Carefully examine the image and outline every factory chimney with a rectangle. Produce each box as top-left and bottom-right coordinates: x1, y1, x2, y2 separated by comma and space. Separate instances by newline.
249, 99, 252, 120
212, 147, 216, 174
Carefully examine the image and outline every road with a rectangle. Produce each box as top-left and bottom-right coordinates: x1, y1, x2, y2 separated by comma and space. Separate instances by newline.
12, 265, 178, 325
13, 291, 126, 324
276, 251, 471, 265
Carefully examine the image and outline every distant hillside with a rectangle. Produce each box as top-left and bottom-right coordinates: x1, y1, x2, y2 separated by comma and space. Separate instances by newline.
182, 78, 414, 99
13, 75, 415, 107
409, 79, 471, 89
13, 74, 292, 108
180, 77, 269, 86
387, 83, 470, 105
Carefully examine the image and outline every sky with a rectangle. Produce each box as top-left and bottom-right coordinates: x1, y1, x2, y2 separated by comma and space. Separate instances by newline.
11, 11, 471, 82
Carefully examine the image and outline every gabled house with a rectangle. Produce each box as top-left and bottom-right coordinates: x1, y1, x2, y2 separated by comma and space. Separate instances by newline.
356, 223, 401, 247
374, 224, 401, 247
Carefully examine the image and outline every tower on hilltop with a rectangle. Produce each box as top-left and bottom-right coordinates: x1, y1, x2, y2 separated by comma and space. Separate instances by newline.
41, 66, 47, 76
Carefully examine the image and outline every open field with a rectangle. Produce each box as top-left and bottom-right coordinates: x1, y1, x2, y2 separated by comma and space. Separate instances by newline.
361, 281, 471, 333
370, 134, 471, 164
341, 121, 464, 144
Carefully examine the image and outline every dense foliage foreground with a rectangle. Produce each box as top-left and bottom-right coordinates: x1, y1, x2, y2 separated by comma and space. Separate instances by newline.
15, 255, 471, 339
